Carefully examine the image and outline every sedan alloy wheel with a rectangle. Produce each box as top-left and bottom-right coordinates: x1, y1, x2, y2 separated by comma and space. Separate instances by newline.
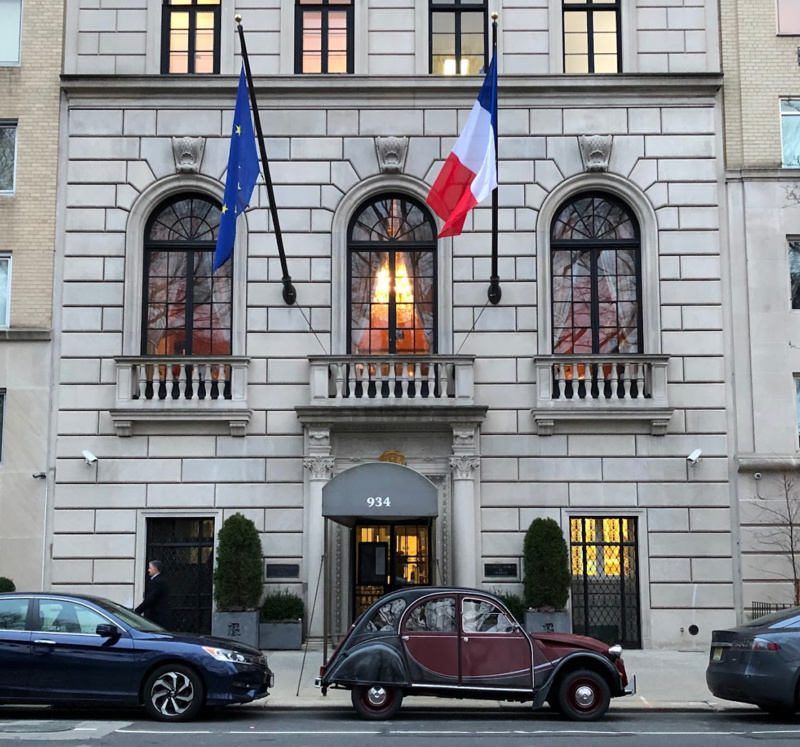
144, 664, 204, 721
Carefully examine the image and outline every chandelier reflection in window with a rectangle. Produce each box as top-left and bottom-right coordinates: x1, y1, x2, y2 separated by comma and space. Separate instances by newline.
348, 194, 437, 356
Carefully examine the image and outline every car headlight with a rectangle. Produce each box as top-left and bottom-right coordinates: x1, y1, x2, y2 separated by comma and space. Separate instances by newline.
202, 646, 249, 663
608, 644, 623, 658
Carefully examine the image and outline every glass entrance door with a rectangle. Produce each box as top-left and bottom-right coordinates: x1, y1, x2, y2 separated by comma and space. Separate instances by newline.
353, 521, 431, 617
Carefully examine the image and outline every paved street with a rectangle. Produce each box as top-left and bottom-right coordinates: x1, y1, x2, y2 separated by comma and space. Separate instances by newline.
1, 708, 799, 746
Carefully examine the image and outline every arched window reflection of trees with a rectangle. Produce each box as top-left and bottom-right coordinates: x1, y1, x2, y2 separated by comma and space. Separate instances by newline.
550, 192, 642, 356
347, 194, 438, 355
143, 193, 231, 357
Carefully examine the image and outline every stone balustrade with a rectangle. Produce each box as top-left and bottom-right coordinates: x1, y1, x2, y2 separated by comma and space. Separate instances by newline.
308, 355, 475, 405
111, 356, 251, 436
532, 354, 672, 435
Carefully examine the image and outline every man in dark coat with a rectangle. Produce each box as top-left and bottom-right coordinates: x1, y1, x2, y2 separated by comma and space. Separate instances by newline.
135, 559, 171, 629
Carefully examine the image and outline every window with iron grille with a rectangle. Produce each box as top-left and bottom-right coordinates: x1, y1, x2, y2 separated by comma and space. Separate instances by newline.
295, 0, 354, 74
789, 241, 800, 309
0, 124, 17, 194
563, 0, 621, 74
550, 192, 642, 356
161, 0, 221, 74
347, 194, 438, 356
430, 0, 488, 76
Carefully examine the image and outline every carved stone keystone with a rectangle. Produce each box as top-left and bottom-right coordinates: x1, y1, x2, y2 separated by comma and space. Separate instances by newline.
578, 135, 613, 172
172, 137, 206, 174
375, 136, 409, 173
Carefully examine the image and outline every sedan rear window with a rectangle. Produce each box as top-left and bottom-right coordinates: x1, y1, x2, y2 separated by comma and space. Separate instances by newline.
0, 597, 28, 630
405, 597, 456, 632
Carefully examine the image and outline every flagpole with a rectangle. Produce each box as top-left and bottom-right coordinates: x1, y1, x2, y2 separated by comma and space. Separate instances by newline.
487, 12, 501, 305
235, 15, 297, 306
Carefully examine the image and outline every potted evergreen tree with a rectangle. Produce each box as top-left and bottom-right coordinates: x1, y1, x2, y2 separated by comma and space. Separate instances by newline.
0, 577, 15, 593
523, 517, 572, 634
211, 513, 264, 649
259, 588, 305, 650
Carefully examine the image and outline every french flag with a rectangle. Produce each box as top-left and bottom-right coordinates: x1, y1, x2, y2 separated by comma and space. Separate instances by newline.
426, 54, 497, 238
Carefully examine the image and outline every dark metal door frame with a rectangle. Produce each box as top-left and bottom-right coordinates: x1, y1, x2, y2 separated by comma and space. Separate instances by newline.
569, 516, 642, 648
145, 516, 215, 634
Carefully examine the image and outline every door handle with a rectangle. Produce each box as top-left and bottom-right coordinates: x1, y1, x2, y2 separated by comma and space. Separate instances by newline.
463, 637, 469, 642
33, 640, 56, 645
402, 635, 409, 641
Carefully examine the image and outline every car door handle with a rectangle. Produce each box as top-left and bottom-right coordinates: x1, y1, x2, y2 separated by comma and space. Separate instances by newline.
463, 637, 469, 642
402, 635, 409, 641
33, 640, 56, 645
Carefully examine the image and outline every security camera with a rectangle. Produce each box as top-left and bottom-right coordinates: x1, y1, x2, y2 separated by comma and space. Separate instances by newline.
81, 450, 98, 465
687, 448, 702, 466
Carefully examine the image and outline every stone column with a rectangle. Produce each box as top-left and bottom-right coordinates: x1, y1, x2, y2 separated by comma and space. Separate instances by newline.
303, 427, 334, 638
450, 425, 480, 588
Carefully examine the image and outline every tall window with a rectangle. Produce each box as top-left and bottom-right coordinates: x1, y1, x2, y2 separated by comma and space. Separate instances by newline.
789, 241, 800, 308
796, 377, 800, 447
551, 192, 642, 355
781, 100, 800, 167
430, 0, 488, 75
161, 0, 221, 74
348, 195, 437, 355
0, 0, 22, 65
295, 0, 353, 74
0, 390, 4, 461
563, 0, 620, 74
142, 194, 231, 356
0, 124, 16, 193
0, 254, 9, 327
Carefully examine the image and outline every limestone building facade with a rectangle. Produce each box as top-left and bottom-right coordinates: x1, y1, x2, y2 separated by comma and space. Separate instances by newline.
0, 0, 63, 589
50, 0, 733, 648
721, 0, 800, 609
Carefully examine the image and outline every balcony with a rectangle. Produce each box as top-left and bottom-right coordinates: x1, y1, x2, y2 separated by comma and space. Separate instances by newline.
297, 355, 485, 429
110, 356, 251, 436
531, 354, 672, 436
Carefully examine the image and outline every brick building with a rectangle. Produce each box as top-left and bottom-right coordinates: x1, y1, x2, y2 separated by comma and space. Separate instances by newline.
0, 0, 63, 589
46, 0, 734, 648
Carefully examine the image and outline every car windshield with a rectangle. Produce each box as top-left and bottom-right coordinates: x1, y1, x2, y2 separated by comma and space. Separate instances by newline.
742, 606, 800, 628
90, 598, 167, 633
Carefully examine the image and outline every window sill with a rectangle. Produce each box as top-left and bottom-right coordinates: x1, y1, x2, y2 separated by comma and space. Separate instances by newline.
531, 354, 672, 436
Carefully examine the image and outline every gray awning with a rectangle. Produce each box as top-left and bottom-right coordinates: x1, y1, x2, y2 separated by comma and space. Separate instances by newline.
322, 462, 438, 527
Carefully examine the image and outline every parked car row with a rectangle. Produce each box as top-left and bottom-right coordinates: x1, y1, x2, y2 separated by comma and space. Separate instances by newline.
2, 588, 799, 722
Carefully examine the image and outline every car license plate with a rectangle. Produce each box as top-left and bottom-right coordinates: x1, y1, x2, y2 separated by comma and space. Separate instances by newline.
712, 647, 723, 662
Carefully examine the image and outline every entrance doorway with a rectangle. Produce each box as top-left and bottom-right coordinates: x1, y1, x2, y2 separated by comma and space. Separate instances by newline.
145, 517, 214, 634
353, 521, 432, 617
569, 516, 641, 648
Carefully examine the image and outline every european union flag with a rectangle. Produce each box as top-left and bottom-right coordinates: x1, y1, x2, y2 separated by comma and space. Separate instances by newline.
213, 66, 260, 272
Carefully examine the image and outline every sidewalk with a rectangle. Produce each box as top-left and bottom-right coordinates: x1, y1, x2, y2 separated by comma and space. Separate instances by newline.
258, 644, 756, 712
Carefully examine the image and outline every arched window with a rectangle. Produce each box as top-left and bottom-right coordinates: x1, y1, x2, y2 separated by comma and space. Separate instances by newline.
550, 192, 642, 355
347, 194, 437, 356
142, 193, 231, 357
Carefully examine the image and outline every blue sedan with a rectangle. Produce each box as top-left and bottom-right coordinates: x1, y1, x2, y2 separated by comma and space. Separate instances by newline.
0, 592, 273, 721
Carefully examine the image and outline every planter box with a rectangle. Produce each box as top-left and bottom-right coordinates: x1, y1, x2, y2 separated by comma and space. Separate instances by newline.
211, 611, 260, 650
259, 621, 303, 650
525, 610, 571, 634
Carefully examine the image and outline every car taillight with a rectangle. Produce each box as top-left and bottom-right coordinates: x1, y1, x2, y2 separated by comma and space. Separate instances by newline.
751, 638, 781, 651
320, 665, 326, 676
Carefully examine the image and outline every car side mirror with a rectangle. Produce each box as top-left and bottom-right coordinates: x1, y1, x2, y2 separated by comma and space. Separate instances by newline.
96, 623, 121, 638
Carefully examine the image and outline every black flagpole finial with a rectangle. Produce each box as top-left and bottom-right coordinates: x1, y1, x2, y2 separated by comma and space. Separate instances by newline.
488, 275, 502, 305
282, 276, 297, 305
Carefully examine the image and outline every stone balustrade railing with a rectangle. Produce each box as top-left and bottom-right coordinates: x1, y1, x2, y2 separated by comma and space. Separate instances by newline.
308, 355, 475, 405
111, 356, 251, 436
532, 354, 672, 435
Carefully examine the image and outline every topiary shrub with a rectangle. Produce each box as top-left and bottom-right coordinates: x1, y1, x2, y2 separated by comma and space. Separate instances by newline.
213, 513, 264, 611
0, 577, 15, 593
523, 517, 570, 612
494, 591, 525, 625
261, 588, 305, 623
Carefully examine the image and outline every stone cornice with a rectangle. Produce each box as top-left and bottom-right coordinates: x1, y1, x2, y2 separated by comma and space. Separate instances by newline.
0, 328, 51, 342
295, 405, 488, 431
61, 73, 723, 106
726, 168, 800, 182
